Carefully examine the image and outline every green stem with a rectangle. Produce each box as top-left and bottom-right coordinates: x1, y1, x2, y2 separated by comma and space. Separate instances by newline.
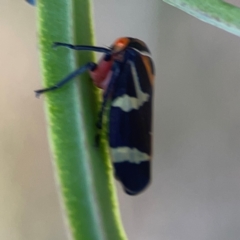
164, 0, 240, 36
37, 0, 127, 239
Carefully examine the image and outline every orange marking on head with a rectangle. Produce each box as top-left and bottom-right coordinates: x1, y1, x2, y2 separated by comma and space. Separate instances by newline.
112, 37, 130, 53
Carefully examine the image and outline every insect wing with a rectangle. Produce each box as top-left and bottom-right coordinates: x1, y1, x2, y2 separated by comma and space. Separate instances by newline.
109, 51, 154, 195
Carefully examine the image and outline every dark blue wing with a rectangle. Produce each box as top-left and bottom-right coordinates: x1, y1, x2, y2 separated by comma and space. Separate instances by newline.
109, 50, 154, 195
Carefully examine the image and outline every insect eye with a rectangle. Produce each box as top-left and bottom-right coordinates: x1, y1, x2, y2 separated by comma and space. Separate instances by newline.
104, 54, 112, 61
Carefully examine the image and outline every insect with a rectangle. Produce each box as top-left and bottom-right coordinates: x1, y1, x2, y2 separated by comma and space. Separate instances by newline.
35, 37, 154, 195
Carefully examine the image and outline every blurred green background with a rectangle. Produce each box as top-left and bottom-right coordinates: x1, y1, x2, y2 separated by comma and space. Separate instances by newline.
1, 0, 240, 239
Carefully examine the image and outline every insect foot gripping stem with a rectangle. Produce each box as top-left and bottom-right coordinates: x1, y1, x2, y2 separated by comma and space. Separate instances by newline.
34, 62, 97, 97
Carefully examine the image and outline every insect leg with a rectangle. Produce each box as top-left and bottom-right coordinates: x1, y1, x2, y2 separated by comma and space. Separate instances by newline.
53, 42, 111, 54
35, 62, 97, 97
26, 0, 35, 5
95, 63, 120, 146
